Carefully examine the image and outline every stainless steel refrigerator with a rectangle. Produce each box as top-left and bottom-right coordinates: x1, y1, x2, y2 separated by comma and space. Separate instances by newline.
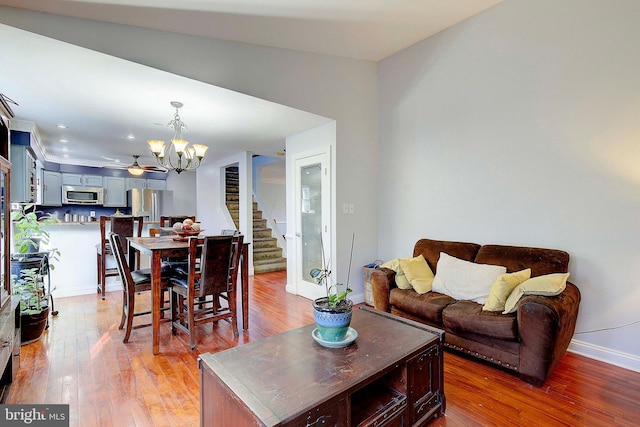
127, 189, 174, 221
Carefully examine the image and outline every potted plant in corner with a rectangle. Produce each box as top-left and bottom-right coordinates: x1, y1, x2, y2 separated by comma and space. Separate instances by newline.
310, 234, 355, 346
10, 203, 60, 344
12, 267, 50, 344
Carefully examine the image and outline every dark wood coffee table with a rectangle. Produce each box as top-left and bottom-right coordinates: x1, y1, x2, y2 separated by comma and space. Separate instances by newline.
199, 307, 445, 426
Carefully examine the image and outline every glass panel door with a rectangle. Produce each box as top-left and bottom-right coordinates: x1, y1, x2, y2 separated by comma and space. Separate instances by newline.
301, 163, 322, 283
294, 152, 330, 300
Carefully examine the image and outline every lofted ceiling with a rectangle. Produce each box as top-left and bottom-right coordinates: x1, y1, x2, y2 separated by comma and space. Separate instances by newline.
0, 0, 502, 170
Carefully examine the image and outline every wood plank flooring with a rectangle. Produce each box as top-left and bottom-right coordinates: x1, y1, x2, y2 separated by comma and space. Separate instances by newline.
7, 271, 640, 426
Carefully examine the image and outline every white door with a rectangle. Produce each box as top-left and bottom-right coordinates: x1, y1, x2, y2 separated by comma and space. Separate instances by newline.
294, 151, 331, 300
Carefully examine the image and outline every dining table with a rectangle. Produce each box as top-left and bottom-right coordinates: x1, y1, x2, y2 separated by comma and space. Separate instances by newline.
127, 236, 250, 355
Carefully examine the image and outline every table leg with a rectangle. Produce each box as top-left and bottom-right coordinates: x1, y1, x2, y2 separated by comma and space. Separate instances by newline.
242, 243, 249, 330
151, 251, 162, 355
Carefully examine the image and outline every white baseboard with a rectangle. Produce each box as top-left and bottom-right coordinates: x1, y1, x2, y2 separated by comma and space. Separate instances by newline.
52, 283, 123, 298
569, 339, 640, 373
349, 291, 365, 305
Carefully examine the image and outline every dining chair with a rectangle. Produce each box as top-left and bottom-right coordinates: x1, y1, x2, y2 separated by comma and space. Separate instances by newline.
170, 234, 244, 350
160, 215, 196, 227
96, 215, 143, 299
220, 229, 240, 236
108, 232, 173, 343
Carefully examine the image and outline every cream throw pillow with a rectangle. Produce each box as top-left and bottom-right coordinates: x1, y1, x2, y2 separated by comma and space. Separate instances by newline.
502, 272, 570, 314
399, 255, 434, 294
431, 252, 506, 304
380, 258, 411, 289
482, 268, 531, 312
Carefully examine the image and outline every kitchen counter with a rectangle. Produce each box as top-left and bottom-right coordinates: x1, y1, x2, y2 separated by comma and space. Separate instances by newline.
41, 222, 158, 298
50, 220, 161, 226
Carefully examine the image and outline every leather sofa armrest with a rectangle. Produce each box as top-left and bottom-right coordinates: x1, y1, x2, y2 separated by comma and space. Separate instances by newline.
516, 282, 581, 385
371, 267, 396, 313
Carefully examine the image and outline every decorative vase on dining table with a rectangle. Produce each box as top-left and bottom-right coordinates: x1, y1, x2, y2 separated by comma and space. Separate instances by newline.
312, 297, 353, 342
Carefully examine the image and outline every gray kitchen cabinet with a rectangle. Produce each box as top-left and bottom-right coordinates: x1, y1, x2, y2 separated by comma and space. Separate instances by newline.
103, 176, 127, 207
146, 179, 166, 190
41, 170, 62, 206
9, 144, 36, 203
126, 177, 147, 190
62, 173, 103, 187
83, 175, 103, 187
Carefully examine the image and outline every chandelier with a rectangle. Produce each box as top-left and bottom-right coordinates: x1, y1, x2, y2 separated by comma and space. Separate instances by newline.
147, 101, 209, 174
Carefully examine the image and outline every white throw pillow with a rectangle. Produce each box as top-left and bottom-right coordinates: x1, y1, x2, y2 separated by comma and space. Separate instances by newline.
431, 252, 507, 304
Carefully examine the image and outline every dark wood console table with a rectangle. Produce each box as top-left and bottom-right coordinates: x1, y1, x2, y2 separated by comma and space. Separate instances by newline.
199, 307, 445, 426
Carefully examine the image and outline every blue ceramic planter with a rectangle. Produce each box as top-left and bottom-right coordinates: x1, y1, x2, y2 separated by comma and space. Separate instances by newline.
312, 297, 353, 342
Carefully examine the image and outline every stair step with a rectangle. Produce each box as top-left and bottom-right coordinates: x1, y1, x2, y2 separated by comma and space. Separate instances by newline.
253, 219, 267, 228
253, 228, 272, 238
253, 247, 283, 260
253, 237, 278, 249
226, 201, 259, 211
253, 258, 287, 274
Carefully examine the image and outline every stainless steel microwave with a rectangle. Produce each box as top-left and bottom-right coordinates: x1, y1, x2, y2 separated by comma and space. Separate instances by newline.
62, 186, 103, 205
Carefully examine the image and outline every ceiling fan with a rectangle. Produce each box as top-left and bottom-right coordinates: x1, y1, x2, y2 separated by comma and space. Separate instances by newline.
103, 155, 167, 174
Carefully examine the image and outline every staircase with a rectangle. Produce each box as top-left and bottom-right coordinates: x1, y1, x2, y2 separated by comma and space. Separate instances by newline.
225, 166, 287, 273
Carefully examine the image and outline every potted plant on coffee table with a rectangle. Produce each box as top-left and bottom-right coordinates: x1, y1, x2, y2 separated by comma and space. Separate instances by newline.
310, 234, 355, 347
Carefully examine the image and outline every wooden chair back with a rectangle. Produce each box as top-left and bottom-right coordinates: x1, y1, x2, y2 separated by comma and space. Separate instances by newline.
198, 236, 234, 298
100, 215, 144, 253
108, 232, 136, 298
97, 215, 144, 299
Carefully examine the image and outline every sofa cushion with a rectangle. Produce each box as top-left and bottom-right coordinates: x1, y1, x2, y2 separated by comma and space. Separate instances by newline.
380, 258, 412, 289
431, 253, 507, 304
443, 300, 518, 341
389, 288, 456, 324
482, 268, 531, 312
503, 272, 570, 314
399, 255, 434, 294
413, 238, 481, 273
475, 244, 569, 276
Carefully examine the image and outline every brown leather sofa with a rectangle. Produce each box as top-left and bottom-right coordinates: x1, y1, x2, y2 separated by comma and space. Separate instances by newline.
371, 238, 581, 386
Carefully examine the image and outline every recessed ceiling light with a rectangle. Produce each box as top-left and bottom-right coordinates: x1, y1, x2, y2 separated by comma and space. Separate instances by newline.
56, 124, 67, 129
126, 135, 135, 140
60, 139, 68, 143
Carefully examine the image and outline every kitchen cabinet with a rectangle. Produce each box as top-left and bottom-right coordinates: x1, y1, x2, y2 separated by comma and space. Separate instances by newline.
103, 176, 127, 207
83, 175, 103, 187
40, 170, 62, 206
9, 144, 36, 203
61, 173, 82, 186
146, 179, 166, 190
62, 173, 102, 187
126, 178, 147, 190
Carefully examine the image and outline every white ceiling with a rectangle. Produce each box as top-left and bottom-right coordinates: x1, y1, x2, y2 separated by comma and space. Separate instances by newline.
0, 0, 502, 170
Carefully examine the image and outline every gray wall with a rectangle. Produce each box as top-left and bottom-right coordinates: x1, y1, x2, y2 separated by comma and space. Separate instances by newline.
378, 0, 640, 369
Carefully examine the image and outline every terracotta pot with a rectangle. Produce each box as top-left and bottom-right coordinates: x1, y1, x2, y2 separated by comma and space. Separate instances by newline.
21, 307, 49, 345
312, 297, 353, 342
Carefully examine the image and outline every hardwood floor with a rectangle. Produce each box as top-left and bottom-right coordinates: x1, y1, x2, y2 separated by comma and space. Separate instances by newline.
7, 271, 640, 426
